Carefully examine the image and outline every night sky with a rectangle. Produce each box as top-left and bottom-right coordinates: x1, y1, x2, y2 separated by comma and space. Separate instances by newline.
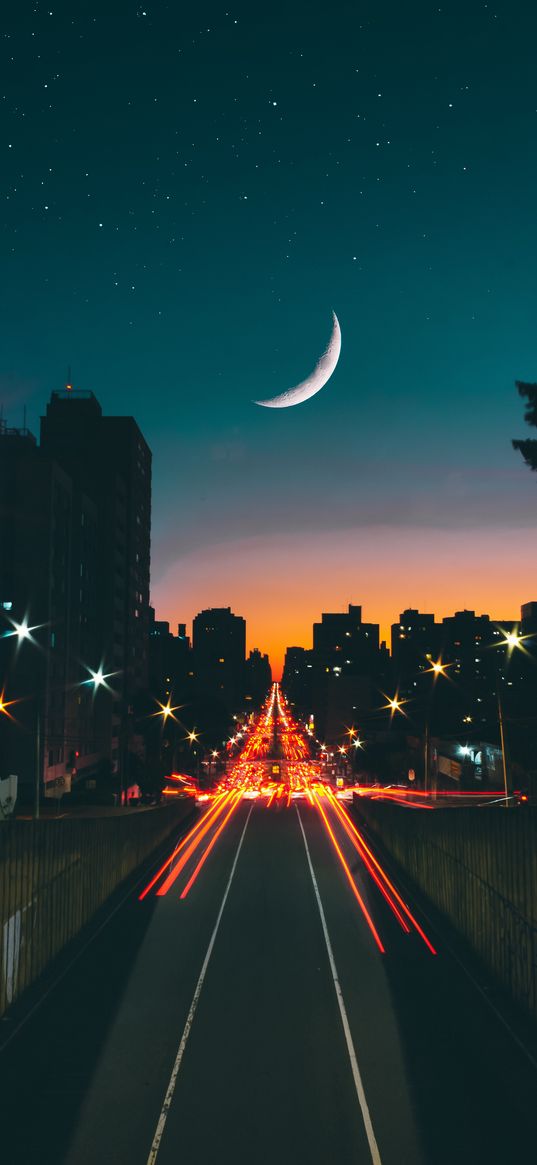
3, 1, 537, 676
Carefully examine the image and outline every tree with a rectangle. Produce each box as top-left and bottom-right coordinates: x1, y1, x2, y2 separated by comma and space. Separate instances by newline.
513, 381, 537, 471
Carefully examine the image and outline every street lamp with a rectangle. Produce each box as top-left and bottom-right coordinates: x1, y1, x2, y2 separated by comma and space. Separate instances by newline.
186, 729, 200, 781
2, 616, 44, 818
13, 619, 31, 641
82, 664, 116, 692
423, 659, 450, 794
0, 690, 17, 718
382, 692, 407, 719
494, 630, 526, 806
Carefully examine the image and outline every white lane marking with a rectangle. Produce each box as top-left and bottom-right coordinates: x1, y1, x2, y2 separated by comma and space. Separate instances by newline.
297, 807, 383, 1165
146, 804, 254, 1165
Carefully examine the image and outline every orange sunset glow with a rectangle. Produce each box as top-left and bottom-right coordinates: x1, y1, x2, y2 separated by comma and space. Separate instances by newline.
152, 522, 537, 679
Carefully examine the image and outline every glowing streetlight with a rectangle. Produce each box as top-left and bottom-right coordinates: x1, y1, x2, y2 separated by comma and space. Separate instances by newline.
3, 616, 42, 648
0, 688, 20, 718
83, 665, 116, 692
423, 659, 450, 794
14, 618, 31, 641
382, 693, 406, 716
494, 627, 526, 806
504, 631, 522, 650
429, 659, 449, 677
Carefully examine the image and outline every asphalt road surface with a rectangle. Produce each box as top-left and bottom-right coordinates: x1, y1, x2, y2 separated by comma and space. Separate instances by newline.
2, 796, 536, 1165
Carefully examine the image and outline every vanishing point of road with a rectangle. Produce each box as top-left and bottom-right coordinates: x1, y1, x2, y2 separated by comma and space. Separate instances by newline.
2, 689, 536, 1165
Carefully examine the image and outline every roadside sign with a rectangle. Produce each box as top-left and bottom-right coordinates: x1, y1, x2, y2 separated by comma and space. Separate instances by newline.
44, 774, 72, 799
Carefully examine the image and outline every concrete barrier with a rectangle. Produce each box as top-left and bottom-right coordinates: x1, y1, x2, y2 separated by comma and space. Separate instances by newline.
0, 802, 194, 1017
353, 796, 537, 1021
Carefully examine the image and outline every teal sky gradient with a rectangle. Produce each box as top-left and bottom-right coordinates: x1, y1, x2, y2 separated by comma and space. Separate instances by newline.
2, 1, 537, 671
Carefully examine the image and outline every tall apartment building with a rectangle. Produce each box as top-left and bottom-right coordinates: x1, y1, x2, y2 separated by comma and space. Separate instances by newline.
391, 609, 441, 702
244, 648, 272, 707
311, 604, 385, 740
313, 604, 380, 674
0, 388, 151, 796
193, 606, 246, 714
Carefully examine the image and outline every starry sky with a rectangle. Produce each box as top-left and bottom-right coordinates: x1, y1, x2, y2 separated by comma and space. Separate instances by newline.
3, 0, 537, 677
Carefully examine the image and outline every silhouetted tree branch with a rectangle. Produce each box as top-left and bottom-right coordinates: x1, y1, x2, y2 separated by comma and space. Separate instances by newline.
512, 381, 537, 471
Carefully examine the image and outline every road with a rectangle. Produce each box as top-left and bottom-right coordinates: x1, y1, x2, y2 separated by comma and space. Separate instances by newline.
2, 787, 537, 1165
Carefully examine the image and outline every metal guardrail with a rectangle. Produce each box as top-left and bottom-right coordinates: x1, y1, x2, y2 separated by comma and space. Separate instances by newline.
353, 796, 537, 1021
0, 803, 193, 1017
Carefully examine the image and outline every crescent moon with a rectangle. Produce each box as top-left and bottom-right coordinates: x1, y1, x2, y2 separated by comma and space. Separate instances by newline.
254, 311, 341, 408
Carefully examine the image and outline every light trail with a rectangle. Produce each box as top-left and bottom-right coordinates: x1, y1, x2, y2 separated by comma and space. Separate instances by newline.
156, 792, 236, 897
138, 793, 228, 900
325, 794, 411, 933
352, 786, 502, 801
180, 794, 242, 899
140, 683, 437, 957
311, 790, 386, 954
325, 790, 437, 955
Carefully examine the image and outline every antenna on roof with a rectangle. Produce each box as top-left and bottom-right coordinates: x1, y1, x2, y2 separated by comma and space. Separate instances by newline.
66, 364, 73, 392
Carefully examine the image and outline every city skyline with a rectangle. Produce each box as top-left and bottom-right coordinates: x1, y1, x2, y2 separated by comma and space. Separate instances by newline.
3, 7, 537, 1162
4, 381, 536, 680
2, 2, 537, 682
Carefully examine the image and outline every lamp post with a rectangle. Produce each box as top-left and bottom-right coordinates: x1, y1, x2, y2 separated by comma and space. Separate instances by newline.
208, 749, 219, 784
381, 692, 407, 787
494, 630, 525, 807
153, 697, 182, 791
8, 618, 43, 818
187, 730, 200, 781
423, 660, 449, 796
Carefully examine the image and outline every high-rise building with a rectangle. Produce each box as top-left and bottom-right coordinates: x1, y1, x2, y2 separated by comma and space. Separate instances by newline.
0, 420, 85, 794
244, 648, 272, 708
0, 388, 151, 798
391, 609, 441, 701
313, 604, 380, 674
282, 646, 314, 715
311, 604, 384, 740
40, 389, 152, 781
148, 609, 194, 709
193, 606, 246, 713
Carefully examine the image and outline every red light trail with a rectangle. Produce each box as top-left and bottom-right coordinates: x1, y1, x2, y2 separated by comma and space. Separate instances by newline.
139, 683, 438, 956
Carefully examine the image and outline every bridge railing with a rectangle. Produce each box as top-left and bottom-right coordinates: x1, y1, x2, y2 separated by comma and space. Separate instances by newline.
353, 796, 537, 1022
0, 803, 193, 1018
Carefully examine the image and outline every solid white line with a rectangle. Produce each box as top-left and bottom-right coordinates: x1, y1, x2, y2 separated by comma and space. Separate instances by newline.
146, 804, 254, 1165
296, 807, 383, 1165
